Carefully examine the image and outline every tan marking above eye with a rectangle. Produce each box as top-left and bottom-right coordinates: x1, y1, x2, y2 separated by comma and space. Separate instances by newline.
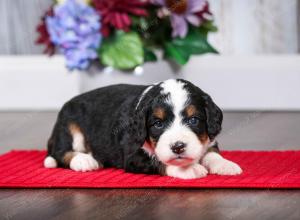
185, 105, 198, 117
153, 107, 166, 120
69, 122, 82, 135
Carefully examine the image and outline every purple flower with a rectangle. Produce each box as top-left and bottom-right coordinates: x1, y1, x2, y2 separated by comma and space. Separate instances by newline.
152, 0, 208, 38
46, 0, 102, 70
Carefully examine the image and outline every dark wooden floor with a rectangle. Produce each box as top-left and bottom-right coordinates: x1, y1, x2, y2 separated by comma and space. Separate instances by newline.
1, 112, 300, 220
1, 189, 300, 220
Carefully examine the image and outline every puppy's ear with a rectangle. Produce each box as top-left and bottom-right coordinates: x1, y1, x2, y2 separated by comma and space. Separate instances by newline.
113, 107, 148, 156
130, 85, 162, 146
203, 95, 223, 140
113, 87, 156, 156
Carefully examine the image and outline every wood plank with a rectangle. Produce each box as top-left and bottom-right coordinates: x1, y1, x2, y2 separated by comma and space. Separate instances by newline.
0, 189, 300, 220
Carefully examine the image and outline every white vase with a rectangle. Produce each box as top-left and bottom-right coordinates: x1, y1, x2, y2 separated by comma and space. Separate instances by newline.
79, 61, 184, 92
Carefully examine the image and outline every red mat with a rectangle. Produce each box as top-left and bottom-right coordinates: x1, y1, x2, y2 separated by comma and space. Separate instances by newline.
0, 150, 300, 189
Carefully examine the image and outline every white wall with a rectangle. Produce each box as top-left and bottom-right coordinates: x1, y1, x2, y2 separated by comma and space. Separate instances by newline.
0, 0, 53, 54
209, 0, 299, 54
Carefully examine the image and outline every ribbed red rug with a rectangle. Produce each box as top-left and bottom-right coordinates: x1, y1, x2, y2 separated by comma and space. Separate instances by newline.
0, 150, 299, 189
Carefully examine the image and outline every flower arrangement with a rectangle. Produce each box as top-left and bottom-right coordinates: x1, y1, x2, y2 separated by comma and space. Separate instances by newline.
36, 0, 217, 71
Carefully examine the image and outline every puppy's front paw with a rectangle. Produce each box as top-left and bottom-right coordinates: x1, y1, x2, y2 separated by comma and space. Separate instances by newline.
166, 164, 208, 179
208, 159, 242, 175
70, 153, 100, 172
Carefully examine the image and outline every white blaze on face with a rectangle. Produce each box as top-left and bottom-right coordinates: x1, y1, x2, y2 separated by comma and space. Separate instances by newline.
154, 79, 206, 166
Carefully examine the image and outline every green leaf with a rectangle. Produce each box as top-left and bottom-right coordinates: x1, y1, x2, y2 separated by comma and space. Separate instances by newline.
164, 27, 218, 65
99, 31, 144, 70
164, 42, 190, 65
201, 20, 218, 32
144, 47, 157, 62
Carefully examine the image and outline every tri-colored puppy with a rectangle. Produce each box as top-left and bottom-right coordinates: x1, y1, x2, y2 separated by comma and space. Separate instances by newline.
44, 79, 242, 179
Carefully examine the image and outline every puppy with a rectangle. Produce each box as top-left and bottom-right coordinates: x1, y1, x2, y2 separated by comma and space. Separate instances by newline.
44, 79, 242, 179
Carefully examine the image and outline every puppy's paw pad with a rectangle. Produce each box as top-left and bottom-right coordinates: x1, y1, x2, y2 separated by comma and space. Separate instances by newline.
209, 159, 242, 175
70, 153, 99, 172
166, 164, 208, 179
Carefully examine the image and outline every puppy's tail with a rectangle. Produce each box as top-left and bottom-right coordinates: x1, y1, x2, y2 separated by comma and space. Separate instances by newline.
44, 156, 57, 168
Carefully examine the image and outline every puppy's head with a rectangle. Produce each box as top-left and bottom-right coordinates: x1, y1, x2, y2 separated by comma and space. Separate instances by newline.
137, 79, 222, 167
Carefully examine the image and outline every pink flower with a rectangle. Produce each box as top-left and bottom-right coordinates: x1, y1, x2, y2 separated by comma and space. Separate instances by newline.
152, 0, 211, 38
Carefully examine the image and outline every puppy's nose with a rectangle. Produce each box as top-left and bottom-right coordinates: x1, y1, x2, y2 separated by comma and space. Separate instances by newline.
171, 141, 186, 154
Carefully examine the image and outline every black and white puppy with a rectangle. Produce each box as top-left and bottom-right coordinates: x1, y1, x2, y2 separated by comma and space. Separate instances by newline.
44, 79, 242, 179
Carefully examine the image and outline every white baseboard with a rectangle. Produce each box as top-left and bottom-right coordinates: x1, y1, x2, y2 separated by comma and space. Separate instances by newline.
0, 55, 299, 111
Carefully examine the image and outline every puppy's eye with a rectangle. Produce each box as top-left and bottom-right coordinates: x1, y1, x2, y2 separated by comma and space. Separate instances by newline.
153, 120, 164, 129
187, 117, 200, 126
